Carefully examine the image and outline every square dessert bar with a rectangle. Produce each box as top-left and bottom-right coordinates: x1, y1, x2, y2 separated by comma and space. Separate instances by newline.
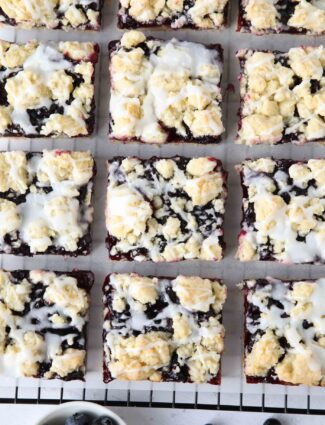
241, 277, 325, 386
0, 269, 94, 380
0, 0, 103, 31
237, 158, 325, 264
237, 47, 325, 145
0, 40, 99, 138
0, 150, 95, 256
103, 273, 226, 383
109, 31, 224, 144
106, 156, 227, 262
118, 0, 228, 30
238, 0, 325, 34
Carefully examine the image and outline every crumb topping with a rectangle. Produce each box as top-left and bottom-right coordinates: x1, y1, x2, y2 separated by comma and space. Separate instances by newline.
237, 47, 325, 145
0, 150, 94, 256
237, 158, 325, 264
240, 0, 325, 34
242, 278, 325, 386
118, 0, 228, 29
109, 31, 223, 144
0, 0, 102, 30
0, 40, 98, 138
0, 269, 92, 379
103, 273, 226, 383
106, 156, 227, 262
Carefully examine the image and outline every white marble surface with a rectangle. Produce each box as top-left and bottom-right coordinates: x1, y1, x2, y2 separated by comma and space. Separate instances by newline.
0, 405, 324, 425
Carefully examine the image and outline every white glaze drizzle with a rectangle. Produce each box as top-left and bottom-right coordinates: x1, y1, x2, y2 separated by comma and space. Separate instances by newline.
247, 278, 325, 375
0, 151, 93, 254
242, 160, 325, 263
0, 270, 89, 378
110, 38, 222, 142
104, 274, 225, 381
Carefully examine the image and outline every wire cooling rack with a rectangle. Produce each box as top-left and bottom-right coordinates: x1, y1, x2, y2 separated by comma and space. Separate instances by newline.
1, 0, 325, 416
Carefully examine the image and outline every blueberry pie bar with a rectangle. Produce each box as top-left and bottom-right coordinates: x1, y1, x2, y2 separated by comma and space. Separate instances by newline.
103, 273, 226, 383
106, 156, 227, 262
237, 48, 325, 145
238, 0, 325, 34
241, 277, 325, 386
0, 150, 95, 256
0, 40, 99, 138
0, 269, 94, 380
118, 0, 228, 30
237, 158, 325, 264
109, 31, 224, 144
0, 0, 103, 31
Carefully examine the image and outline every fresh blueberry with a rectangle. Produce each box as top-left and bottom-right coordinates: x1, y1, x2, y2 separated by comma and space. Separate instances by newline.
65, 412, 91, 425
263, 419, 282, 425
91, 416, 116, 425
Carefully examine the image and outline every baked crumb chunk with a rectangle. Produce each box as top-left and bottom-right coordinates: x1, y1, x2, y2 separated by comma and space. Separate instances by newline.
174, 276, 222, 312
0, 150, 95, 256
106, 156, 227, 262
245, 330, 284, 376
107, 332, 171, 381
44, 274, 88, 315
276, 353, 322, 386
118, 0, 228, 29
0, 0, 103, 31
237, 47, 325, 145
242, 277, 325, 386
239, 0, 325, 34
0, 270, 31, 312
237, 158, 325, 264
0, 40, 98, 138
109, 32, 224, 144
0, 269, 93, 380
103, 273, 226, 384
49, 349, 86, 378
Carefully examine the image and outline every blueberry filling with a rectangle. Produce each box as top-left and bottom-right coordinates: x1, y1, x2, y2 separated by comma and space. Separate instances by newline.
103, 274, 225, 384
0, 43, 98, 137
243, 279, 325, 385
118, 0, 225, 29
240, 160, 325, 263
0, 2, 102, 29
0, 152, 95, 257
0, 270, 93, 380
109, 39, 223, 144
107, 157, 226, 261
27, 104, 64, 132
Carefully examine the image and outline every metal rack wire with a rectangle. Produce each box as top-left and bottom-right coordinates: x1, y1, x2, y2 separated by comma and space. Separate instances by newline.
0, 387, 324, 416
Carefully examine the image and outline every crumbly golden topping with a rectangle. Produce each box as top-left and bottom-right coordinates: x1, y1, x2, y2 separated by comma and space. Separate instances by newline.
241, 0, 325, 34
174, 276, 226, 312
0, 269, 92, 379
243, 278, 325, 386
0, 40, 98, 138
119, 0, 228, 29
237, 48, 325, 145
110, 31, 223, 144
104, 273, 226, 383
245, 330, 284, 376
0, 0, 102, 30
106, 157, 227, 262
0, 150, 94, 256
237, 158, 325, 264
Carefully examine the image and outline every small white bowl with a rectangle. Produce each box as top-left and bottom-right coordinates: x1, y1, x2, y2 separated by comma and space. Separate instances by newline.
35, 401, 127, 425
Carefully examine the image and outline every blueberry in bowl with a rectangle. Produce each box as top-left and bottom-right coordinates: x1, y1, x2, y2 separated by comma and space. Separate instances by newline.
65, 413, 91, 425
92, 417, 116, 425
36, 402, 126, 425
65, 413, 117, 425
